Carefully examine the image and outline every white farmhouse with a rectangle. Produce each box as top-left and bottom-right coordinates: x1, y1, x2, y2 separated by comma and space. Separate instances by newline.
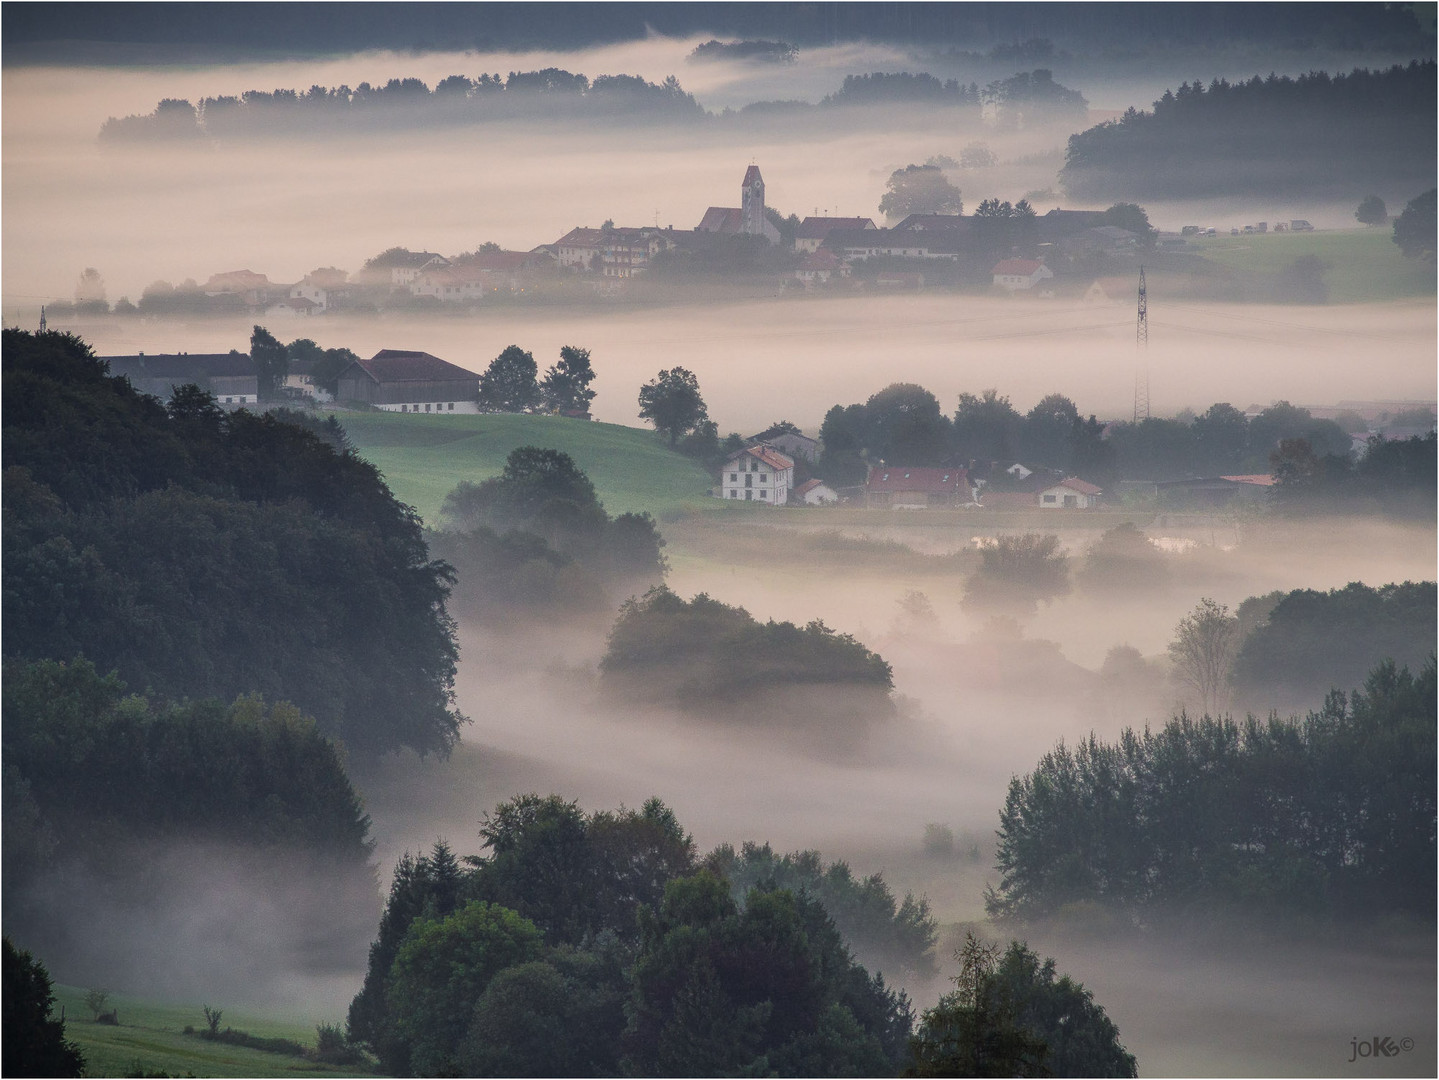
1038, 477, 1103, 508
991, 258, 1055, 291
717, 444, 794, 504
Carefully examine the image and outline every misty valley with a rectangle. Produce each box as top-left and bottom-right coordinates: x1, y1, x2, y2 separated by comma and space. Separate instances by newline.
4, 5, 1437, 1079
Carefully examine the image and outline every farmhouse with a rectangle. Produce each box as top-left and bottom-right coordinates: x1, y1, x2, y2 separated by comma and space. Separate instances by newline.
717, 444, 794, 504
991, 258, 1055, 290
794, 479, 839, 505
102, 351, 258, 406
865, 466, 970, 509
1038, 477, 1103, 508
335, 349, 480, 413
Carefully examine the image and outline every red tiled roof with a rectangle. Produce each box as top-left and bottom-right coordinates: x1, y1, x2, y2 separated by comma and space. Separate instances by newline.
557, 227, 606, 248
352, 350, 480, 383
866, 466, 969, 493
725, 444, 794, 471
794, 479, 825, 497
992, 258, 1046, 276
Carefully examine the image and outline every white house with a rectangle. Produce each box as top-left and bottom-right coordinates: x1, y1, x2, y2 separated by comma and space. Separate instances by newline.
1038, 477, 1102, 508
794, 479, 838, 505
717, 444, 794, 504
991, 258, 1055, 291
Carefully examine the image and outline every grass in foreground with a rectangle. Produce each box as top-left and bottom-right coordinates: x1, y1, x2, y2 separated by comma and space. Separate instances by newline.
52, 985, 374, 1078
337, 411, 715, 524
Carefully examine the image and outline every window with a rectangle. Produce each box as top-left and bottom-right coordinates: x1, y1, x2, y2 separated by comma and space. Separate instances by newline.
745, 490, 752, 500
1064, 495, 1078, 508
729, 473, 737, 482
401, 404, 407, 412
1042, 493, 1056, 503
425, 403, 432, 412
760, 490, 767, 498
760, 474, 768, 482
745, 475, 752, 487
448, 402, 455, 410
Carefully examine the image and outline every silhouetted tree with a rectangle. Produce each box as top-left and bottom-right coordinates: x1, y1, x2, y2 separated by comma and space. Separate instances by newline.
638, 368, 708, 447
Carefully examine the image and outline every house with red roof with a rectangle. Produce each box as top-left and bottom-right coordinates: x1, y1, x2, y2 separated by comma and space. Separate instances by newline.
335, 349, 480, 414
717, 444, 795, 504
991, 258, 1054, 290
794, 478, 839, 505
865, 466, 970, 509
1038, 477, 1102, 508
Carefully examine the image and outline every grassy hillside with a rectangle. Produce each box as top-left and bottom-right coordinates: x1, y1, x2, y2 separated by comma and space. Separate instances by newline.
337, 412, 715, 524
1191, 228, 1434, 302
53, 985, 371, 1078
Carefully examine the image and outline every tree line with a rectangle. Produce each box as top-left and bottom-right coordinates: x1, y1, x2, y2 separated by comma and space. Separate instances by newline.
3, 329, 463, 756
817, 381, 1435, 504
1061, 61, 1437, 199
97, 66, 1085, 144
346, 794, 1137, 1077
988, 657, 1436, 926
99, 70, 705, 142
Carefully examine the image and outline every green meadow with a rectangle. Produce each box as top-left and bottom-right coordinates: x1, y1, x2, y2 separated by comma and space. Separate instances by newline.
52, 985, 372, 1078
338, 411, 716, 524
1189, 227, 1435, 302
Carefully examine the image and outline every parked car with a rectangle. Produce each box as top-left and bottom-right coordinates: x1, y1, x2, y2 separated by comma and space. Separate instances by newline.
1290, 219, 1314, 231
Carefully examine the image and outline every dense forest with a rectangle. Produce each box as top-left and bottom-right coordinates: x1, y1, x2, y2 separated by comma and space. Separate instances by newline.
3, 329, 463, 757
347, 794, 1136, 1077
1061, 62, 1438, 199
988, 657, 1436, 926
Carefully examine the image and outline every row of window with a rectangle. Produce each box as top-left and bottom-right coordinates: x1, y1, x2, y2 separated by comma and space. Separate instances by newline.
399, 402, 457, 412
727, 489, 769, 499
728, 472, 769, 482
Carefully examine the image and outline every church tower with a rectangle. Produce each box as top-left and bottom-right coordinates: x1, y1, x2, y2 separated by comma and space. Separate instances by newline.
741, 165, 765, 236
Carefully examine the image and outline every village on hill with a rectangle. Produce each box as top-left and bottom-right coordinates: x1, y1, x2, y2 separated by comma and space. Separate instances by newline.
57, 160, 1282, 323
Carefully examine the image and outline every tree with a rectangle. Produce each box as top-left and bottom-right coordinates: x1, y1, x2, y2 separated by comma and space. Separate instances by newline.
249, 324, 289, 401
637, 367, 708, 447
1392, 188, 1436, 260
959, 142, 997, 168
962, 534, 1070, 615
878, 164, 963, 220
954, 389, 1022, 463
387, 901, 545, 1076
2, 938, 86, 1077
1354, 194, 1388, 225
539, 345, 597, 414
1021, 393, 1079, 467
1099, 202, 1157, 249
479, 345, 541, 413
863, 383, 951, 465
1079, 523, 1169, 593
1191, 402, 1250, 474
910, 935, 1137, 1078
1167, 598, 1239, 715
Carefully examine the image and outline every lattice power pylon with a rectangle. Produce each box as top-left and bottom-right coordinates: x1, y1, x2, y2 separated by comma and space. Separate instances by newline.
1133, 266, 1150, 423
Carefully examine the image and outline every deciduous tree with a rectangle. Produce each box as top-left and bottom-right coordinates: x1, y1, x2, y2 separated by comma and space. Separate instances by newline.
479, 345, 541, 413
637, 367, 708, 447
1167, 597, 1239, 715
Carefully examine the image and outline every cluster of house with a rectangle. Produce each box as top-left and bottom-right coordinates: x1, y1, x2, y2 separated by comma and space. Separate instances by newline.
715, 436, 1110, 511
180, 164, 1147, 317
101, 348, 484, 415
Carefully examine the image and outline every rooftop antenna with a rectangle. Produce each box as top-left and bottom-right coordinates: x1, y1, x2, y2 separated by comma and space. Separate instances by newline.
1133, 265, 1150, 423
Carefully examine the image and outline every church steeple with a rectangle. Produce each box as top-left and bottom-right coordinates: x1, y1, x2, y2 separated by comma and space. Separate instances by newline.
741, 164, 765, 236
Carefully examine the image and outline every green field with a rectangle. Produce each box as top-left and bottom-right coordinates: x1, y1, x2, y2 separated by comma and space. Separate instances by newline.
1188, 227, 1435, 302
53, 985, 372, 1078
337, 411, 716, 524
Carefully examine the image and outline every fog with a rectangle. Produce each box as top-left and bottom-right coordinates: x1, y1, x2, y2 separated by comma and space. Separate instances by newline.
6, 27, 1436, 1077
